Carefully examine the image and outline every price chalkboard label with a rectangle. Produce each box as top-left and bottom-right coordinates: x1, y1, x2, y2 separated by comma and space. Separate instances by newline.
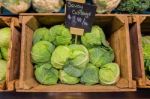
65, 1, 96, 33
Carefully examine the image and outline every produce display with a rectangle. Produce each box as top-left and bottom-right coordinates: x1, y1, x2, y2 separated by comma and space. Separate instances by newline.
117, 0, 150, 14
31, 25, 120, 86
1, 0, 31, 14
92, 0, 121, 13
32, 0, 64, 13
142, 36, 150, 79
0, 27, 10, 84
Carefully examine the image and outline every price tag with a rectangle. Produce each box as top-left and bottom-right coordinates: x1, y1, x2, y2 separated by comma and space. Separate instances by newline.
65, 1, 96, 35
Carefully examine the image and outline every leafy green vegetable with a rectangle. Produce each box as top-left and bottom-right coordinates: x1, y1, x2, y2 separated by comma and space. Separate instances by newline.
49, 25, 72, 46
51, 46, 71, 69
99, 63, 120, 85
31, 41, 55, 64
0, 27, 11, 48
34, 63, 59, 85
81, 25, 108, 48
33, 28, 50, 45
59, 70, 79, 84
89, 46, 114, 67
80, 63, 99, 85
0, 60, 7, 84
1, 47, 8, 60
117, 0, 150, 14
142, 36, 150, 78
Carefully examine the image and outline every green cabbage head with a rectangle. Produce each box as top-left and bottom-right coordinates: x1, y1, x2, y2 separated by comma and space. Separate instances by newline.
99, 63, 120, 85
64, 44, 89, 77
34, 63, 59, 85
31, 41, 55, 63
51, 44, 89, 77
1, 47, 8, 60
59, 70, 79, 84
0, 27, 11, 48
49, 25, 72, 46
89, 46, 114, 67
80, 63, 99, 85
33, 28, 50, 45
0, 60, 7, 84
81, 25, 108, 48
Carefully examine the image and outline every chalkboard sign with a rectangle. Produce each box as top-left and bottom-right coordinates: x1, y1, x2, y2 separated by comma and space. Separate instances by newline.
65, 1, 96, 33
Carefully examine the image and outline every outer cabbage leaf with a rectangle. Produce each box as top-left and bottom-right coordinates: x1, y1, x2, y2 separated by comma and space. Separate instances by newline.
0, 60, 7, 84
33, 28, 50, 45
80, 63, 99, 85
49, 25, 72, 46
81, 25, 108, 48
34, 63, 59, 85
59, 70, 79, 84
1, 47, 8, 60
0, 27, 11, 48
99, 63, 120, 85
89, 46, 114, 67
51, 46, 71, 69
31, 41, 55, 63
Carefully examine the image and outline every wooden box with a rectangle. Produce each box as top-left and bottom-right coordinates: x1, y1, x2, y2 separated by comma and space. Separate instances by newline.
0, 17, 20, 91
17, 14, 136, 92
130, 15, 150, 88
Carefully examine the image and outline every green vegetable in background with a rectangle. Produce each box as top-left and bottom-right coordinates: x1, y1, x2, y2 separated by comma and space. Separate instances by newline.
1, 0, 31, 14
33, 28, 50, 45
59, 70, 80, 84
142, 36, 150, 78
49, 25, 72, 46
0, 27, 11, 48
34, 63, 59, 85
99, 63, 120, 85
81, 25, 108, 48
31, 41, 55, 64
80, 63, 99, 85
89, 46, 114, 67
117, 0, 150, 14
0, 60, 7, 84
1, 47, 8, 60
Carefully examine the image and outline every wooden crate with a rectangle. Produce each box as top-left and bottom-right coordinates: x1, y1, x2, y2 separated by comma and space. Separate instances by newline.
0, 17, 20, 91
130, 15, 150, 88
17, 14, 136, 92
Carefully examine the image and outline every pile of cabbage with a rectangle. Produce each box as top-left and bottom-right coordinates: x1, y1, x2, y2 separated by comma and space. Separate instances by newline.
142, 36, 150, 79
31, 25, 120, 85
0, 27, 10, 84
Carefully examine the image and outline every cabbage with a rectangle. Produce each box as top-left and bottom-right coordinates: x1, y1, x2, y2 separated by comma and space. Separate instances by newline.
142, 36, 150, 78
59, 70, 79, 84
31, 41, 55, 63
33, 28, 50, 45
81, 26, 108, 48
34, 63, 59, 85
51, 44, 89, 75
0, 27, 11, 48
0, 60, 7, 84
63, 44, 89, 77
32, 0, 64, 13
51, 46, 71, 69
1, 47, 8, 60
49, 25, 72, 46
89, 46, 114, 67
2, 0, 31, 14
80, 63, 99, 85
99, 63, 120, 85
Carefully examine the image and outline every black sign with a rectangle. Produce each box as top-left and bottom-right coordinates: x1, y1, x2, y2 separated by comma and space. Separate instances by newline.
65, 1, 96, 32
